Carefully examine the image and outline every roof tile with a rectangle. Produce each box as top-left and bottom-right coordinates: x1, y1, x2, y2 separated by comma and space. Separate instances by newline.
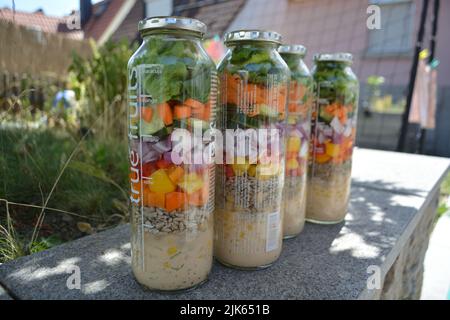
0, 8, 83, 39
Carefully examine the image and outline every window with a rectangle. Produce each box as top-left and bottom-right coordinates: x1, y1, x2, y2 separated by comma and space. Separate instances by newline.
144, 0, 173, 18
367, 0, 414, 56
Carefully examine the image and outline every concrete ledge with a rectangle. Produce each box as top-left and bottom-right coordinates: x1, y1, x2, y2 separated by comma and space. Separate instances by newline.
0, 283, 13, 300
421, 211, 450, 299
0, 149, 448, 300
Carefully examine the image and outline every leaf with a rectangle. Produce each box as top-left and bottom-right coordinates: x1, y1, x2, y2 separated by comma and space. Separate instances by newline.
29, 236, 62, 254
77, 222, 94, 234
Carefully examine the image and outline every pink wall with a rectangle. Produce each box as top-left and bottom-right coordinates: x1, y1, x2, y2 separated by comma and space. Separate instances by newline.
226, 0, 450, 87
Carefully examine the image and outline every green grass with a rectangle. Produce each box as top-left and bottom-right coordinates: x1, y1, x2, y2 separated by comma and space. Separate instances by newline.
0, 128, 128, 217
0, 127, 129, 262
437, 171, 450, 220
441, 171, 450, 196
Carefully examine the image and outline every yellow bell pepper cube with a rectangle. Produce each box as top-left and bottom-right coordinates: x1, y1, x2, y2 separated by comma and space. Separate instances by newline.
148, 169, 176, 194
315, 153, 332, 164
287, 115, 297, 125
232, 157, 250, 176
177, 172, 204, 194
325, 141, 341, 158
286, 158, 300, 170
256, 163, 280, 180
247, 164, 257, 177
287, 136, 301, 153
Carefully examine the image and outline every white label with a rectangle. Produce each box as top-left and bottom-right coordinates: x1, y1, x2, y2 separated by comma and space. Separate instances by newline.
266, 211, 281, 252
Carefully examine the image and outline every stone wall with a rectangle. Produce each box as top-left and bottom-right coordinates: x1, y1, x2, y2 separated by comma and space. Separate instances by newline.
379, 190, 439, 300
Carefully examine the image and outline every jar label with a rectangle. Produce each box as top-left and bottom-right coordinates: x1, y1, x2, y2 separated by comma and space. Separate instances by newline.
266, 211, 281, 252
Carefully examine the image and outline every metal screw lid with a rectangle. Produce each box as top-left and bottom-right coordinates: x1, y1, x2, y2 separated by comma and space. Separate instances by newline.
224, 30, 282, 44
314, 52, 353, 63
278, 44, 307, 56
138, 16, 207, 36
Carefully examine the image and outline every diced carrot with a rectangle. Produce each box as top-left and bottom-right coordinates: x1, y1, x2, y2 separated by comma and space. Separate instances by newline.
277, 85, 288, 115
156, 158, 171, 169
167, 166, 184, 183
174, 105, 191, 119
191, 106, 205, 119
165, 192, 186, 212
157, 103, 173, 126
288, 103, 299, 113
184, 98, 204, 110
144, 190, 165, 209
142, 106, 153, 123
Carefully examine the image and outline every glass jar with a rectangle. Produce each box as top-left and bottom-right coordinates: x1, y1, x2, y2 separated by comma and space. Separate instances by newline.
307, 53, 359, 224
278, 45, 313, 238
127, 17, 217, 291
215, 30, 289, 269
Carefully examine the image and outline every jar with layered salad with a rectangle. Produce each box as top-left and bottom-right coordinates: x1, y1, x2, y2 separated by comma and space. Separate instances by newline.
278, 45, 313, 238
127, 17, 217, 291
215, 30, 289, 269
307, 53, 359, 224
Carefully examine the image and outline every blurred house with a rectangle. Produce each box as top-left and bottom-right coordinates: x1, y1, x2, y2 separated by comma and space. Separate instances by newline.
78, 0, 449, 156
80, 0, 245, 44
224, 0, 449, 156
0, 7, 83, 39
0, 7, 90, 76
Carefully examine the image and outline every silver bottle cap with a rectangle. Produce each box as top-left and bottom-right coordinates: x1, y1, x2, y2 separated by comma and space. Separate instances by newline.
138, 16, 207, 36
278, 44, 307, 56
224, 30, 282, 44
314, 53, 353, 63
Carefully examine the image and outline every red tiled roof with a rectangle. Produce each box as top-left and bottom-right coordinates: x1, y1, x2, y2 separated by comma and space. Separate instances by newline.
83, 0, 126, 41
82, 0, 246, 43
0, 8, 83, 39
110, 0, 143, 43
175, 0, 246, 37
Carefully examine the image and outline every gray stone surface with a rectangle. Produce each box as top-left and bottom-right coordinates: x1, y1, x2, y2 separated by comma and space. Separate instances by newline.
0, 149, 448, 300
380, 191, 438, 299
352, 148, 449, 197
0, 186, 431, 300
